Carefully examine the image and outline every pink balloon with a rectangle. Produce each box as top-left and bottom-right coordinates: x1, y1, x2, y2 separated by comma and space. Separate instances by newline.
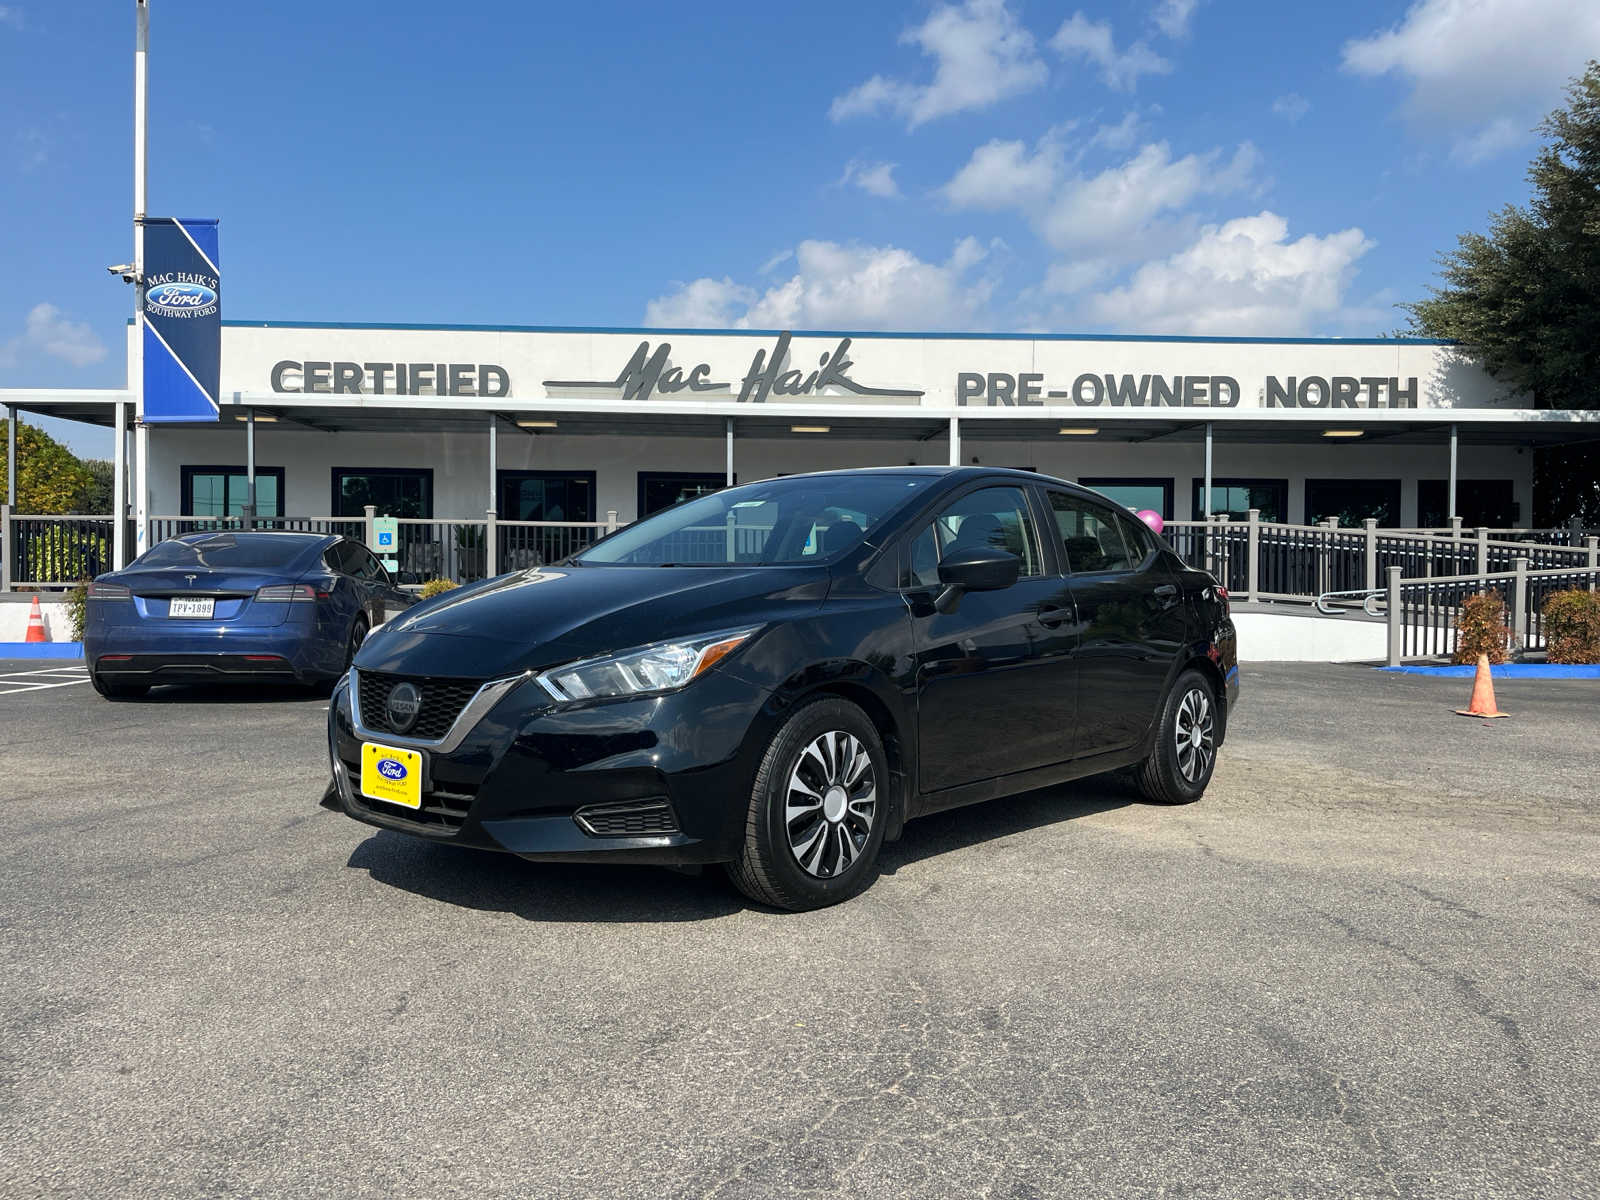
1136, 509, 1164, 535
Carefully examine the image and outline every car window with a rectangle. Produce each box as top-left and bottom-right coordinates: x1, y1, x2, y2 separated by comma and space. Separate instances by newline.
349, 543, 387, 582
325, 542, 357, 574
902, 485, 1044, 587
1115, 510, 1158, 562
1047, 491, 1135, 573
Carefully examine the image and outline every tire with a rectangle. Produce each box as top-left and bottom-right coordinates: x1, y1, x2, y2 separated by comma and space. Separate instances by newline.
727, 696, 889, 911
314, 614, 369, 696
91, 673, 148, 701
1133, 669, 1218, 805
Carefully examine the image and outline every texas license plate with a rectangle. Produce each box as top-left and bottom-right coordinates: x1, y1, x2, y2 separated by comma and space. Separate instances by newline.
360, 742, 423, 810
168, 597, 214, 618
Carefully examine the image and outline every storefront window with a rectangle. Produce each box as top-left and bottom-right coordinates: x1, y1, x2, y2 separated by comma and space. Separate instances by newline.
332, 469, 433, 519
1417, 480, 1516, 528
180, 466, 283, 518
1192, 478, 1288, 523
1305, 479, 1401, 527
639, 472, 728, 518
498, 471, 595, 522
1078, 477, 1173, 520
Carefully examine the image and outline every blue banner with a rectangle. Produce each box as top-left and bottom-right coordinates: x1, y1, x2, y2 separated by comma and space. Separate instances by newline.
142, 217, 220, 422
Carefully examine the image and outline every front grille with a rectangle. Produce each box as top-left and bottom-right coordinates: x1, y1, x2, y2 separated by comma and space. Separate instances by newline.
357, 671, 482, 741
574, 800, 680, 838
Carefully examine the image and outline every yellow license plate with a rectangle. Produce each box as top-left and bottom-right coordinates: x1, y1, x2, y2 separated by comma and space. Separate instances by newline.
360, 742, 424, 810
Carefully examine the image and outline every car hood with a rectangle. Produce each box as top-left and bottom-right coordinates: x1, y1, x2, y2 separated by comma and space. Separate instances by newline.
353, 564, 830, 679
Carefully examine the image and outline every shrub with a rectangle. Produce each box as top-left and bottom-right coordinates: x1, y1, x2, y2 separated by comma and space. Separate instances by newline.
419, 578, 460, 600
1453, 592, 1512, 664
1542, 589, 1600, 664
66, 579, 89, 642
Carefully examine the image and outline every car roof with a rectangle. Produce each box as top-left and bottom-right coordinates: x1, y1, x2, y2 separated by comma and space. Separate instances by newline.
774, 464, 1076, 488
176, 530, 335, 546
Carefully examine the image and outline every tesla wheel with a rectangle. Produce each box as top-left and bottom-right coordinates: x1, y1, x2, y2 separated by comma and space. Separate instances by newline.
1133, 669, 1217, 805
728, 696, 888, 911
344, 615, 369, 670
91, 673, 148, 701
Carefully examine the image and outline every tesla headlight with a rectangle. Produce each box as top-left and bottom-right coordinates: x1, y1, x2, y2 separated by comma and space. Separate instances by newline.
536, 626, 760, 702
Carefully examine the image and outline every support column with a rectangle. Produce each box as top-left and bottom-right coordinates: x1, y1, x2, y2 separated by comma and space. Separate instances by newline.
1448, 423, 1458, 523
5, 405, 15, 507
725, 417, 734, 486
486, 414, 498, 576
113, 400, 127, 567
132, 1, 149, 559
244, 409, 256, 528
948, 416, 960, 466
1202, 422, 1213, 518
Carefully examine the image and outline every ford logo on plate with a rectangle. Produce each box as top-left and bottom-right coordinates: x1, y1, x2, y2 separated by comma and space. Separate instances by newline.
146, 282, 217, 313
376, 757, 408, 781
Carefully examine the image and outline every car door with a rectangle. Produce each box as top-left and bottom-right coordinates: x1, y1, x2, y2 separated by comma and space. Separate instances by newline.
906, 484, 1078, 800
346, 542, 414, 624
1045, 490, 1188, 758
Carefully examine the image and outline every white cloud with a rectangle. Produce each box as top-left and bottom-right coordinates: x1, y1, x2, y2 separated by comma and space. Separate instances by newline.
1342, 0, 1600, 162
1151, 0, 1198, 40
1088, 212, 1375, 335
839, 159, 900, 199
1271, 93, 1310, 123
1049, 13, 1171, 92
758, 249, 794, 276
1089, 110, 1143, 151
0, 303, 107, 369
0, 7, 24, 31
944, 134, 1260, 254
644, 239, 996, 332
830, 0, 1048, 129
643, 278, 755, 329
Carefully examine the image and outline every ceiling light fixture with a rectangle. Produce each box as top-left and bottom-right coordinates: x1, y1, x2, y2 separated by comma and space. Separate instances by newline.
516, 419, 558, 429
790, 424, 831, 434
1058, 426, 1099, 435
1322, 429, 1364, 438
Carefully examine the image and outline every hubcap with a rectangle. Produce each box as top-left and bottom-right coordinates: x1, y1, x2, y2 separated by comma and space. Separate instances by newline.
785, 730, 877, 879
1174, 688, 1215, 784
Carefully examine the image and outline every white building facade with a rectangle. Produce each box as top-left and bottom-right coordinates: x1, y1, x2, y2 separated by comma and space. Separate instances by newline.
107, 321, 1597, 531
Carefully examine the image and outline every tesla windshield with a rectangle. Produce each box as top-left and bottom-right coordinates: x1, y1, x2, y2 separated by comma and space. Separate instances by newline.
575, 474, 933, 566
136, 534, 318, 569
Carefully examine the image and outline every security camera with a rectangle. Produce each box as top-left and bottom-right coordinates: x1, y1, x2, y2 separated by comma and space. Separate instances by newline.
106, 263, 140, 283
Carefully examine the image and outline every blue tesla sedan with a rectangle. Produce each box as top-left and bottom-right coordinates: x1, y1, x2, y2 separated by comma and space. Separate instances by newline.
84, 531, 416, 699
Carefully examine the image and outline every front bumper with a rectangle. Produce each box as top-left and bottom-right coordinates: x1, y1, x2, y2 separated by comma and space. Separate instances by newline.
326, 667, 776, 865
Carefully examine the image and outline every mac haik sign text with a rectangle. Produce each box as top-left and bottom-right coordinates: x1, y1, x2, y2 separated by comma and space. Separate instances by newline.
959, 372, 1420, 409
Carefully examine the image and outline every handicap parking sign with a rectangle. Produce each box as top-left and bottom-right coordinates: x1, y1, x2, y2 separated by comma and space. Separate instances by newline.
372, 517, 398, 551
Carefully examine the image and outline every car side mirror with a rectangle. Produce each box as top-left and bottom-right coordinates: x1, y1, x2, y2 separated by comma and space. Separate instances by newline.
934, 545, 1021, 613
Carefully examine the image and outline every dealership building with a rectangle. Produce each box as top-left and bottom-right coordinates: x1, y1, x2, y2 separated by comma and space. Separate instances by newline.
15, 320, 1600, 559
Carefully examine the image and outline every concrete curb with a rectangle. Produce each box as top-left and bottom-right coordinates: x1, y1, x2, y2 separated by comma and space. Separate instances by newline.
0, 643, 85, 659
1378, 663, 1600, 678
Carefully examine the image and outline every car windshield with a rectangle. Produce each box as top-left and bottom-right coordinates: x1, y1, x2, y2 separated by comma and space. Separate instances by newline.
135, 535, 315, 570
576, 474, 933, 566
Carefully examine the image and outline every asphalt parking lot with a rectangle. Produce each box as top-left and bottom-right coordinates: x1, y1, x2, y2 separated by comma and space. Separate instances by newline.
1, 662, 1596, 1199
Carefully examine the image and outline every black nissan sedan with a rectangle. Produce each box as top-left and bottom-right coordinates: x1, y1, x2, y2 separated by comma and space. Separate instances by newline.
327, 467, 1238, 909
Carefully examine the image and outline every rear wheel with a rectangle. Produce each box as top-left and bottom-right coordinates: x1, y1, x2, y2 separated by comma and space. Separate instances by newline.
343, 614, 369, 670
728, 697, 888, 911
1133, 669, 1218, 805
91, 673, 148, 701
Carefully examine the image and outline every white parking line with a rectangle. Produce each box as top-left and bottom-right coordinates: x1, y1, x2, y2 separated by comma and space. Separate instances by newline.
0, 665, 91, 695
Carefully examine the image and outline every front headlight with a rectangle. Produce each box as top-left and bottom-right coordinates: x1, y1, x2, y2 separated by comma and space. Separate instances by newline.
536, 626, 761, 702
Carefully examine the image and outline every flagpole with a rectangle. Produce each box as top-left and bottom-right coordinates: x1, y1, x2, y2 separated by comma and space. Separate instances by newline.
133, 0, 149, 559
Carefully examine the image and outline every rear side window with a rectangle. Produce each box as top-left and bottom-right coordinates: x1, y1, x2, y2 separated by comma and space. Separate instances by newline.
901, 485, 1045, 587
1115, 510, 1158, 562
1047, 492, 1134, 573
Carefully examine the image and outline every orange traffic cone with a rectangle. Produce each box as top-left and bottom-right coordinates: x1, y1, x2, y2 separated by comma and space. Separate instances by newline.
1455, 653, 1508, 718
24, 595, 47, 643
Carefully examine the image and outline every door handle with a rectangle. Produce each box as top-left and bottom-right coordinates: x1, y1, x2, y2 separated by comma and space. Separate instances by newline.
1038, 604, 1071, 628
1153, 584, 1179, 608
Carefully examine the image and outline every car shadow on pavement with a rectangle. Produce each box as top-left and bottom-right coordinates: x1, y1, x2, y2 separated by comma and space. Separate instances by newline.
126, 683, 327, 705
344, 774, 1139, 920
345, 831, 748, 922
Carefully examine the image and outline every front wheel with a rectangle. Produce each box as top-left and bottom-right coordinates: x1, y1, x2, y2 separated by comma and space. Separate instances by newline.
727, 697, 888, 911
1132, 669, 1218, 805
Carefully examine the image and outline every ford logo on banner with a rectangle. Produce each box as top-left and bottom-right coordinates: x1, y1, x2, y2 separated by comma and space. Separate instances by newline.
377, 758, 408, 781
147, 281, 218, 313
142, 217, 222, 423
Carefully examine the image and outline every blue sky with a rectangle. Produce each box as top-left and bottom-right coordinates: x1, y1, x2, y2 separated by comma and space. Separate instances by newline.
4, 0, 1599, 455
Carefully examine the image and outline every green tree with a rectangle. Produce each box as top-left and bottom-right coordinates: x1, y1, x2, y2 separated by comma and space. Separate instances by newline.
1404, 63, 1600, 526
72, 459, 116, 515
0, 421, 96, 514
